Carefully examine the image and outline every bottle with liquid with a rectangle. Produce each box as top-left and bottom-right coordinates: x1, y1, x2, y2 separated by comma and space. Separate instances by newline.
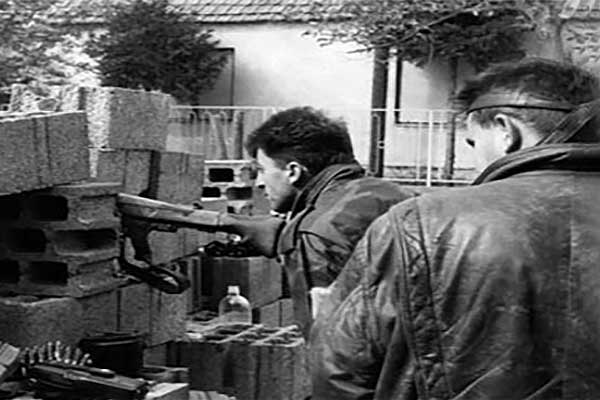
218, 285, 252, 324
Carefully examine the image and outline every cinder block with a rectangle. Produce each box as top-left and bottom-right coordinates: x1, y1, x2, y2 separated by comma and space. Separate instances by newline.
206, 256, 281, 308
144, 344, 169, 366
0, 257, 123, 297
0, 112, 89, 195
3, 227, 119, 263
202, 185, 254, 201
148, 151, 205, 204
90, 148, 152, 195
254, 327, 310, 400
199, 197, 228, 213
204, 160, 255, 186
227, 200, 253, 216
186, 324, 309, 400
185, 324, 259, 392
0, 295, 83, 347
149, 289, 187, 346
117, 282, 151, 337
78, 289, 119, 335
12, 182, 121, 230
58, 86, 171, 150
252, 301, 280, 326
147, 230, 185, 265
279, 298, 294, 327
146, 382, 189, 400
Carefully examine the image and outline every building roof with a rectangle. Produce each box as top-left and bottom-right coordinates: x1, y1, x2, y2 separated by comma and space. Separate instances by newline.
560, 0, 600, 19
50, 0, 345, 25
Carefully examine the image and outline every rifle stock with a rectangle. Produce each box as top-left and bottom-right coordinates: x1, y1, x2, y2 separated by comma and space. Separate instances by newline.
117, 194, 284, 258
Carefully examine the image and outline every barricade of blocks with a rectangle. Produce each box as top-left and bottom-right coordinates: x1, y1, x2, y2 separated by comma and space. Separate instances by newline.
180, 324, 310, 400
0, 183, 123, 297
202, 159, 272, 216
252, 298, 294, 327
0, 112, 89, 195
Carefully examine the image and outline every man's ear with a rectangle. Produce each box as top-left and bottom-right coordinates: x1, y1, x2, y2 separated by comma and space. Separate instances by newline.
494, 113, 522, 154
286, 161, 306, 185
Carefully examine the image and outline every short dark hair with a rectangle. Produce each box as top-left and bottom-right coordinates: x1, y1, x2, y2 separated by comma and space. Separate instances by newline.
245, 106, 356, 176
456, 58, 600, 141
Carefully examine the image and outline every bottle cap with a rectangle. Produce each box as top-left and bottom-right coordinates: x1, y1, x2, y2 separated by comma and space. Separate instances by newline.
227, 285, 240, 295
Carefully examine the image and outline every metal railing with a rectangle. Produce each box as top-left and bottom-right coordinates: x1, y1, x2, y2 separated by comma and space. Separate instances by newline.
167, 105, 477, 186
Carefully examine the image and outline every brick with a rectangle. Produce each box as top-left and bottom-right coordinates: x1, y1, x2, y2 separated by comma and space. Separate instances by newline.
0, 295, 83, 347
148, 151, 205, 204
0, 112, 89, 195
90, 148, 152, 195
252, 301, 280, 326
146, 383, 189, 400
204, 160, 256, 186
0, 258, 123, 297
149, 289, 187, 346
117, 282, 151, 337
206, 256, 281, 308
78, 289, 119, 335
11, 182, 121, 230
58, 86, 171, 150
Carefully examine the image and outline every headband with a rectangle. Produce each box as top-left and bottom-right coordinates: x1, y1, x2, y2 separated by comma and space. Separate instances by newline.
466, 92, 575, 114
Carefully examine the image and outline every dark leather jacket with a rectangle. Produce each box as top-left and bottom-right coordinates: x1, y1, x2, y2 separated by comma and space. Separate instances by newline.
312, 144, 600, 399
277, 162, 415, 337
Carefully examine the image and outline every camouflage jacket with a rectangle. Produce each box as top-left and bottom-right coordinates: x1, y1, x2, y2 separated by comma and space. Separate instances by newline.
276, 162, 415, 337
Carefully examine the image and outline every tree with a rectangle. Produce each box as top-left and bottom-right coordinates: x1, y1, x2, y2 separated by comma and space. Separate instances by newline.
0, 0, 79, 101
88, 0, 227, 104
301, 0, 553, 178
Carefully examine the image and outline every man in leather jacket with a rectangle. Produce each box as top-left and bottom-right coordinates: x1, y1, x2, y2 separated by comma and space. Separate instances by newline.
244, 107, 415, 337
311, 59, 600, 399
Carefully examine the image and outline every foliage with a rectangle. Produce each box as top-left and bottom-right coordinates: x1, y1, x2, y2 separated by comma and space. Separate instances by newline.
302, 0, 553, 69
88, 0, 228, 104
0, 0, 80, 88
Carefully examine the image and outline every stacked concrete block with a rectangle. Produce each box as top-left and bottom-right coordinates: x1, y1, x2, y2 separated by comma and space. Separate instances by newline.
183, 324, 310, 400
252, 298, 295, 327
0, 112, 89, 195
0, 295, 84, 347
50, 86, 171, 151
202, 160, 272, 216
0, 183, 123, 297
117, 281, 187, 347
148, 151, 205, 205
203, 256, 281, 309
90, 148, 153, 195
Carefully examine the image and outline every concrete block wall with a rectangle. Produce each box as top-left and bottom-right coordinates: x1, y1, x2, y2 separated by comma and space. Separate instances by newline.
0, 183, 123, 297
0, 86, 203, 355
182, 324, 310, 400
0, 112, 89, 195
202, 160, 271, 216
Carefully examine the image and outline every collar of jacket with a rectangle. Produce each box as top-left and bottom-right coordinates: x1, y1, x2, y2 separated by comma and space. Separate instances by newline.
288, 162, 365, 219
277, 162, 365, 255
473, 143, 600, 185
